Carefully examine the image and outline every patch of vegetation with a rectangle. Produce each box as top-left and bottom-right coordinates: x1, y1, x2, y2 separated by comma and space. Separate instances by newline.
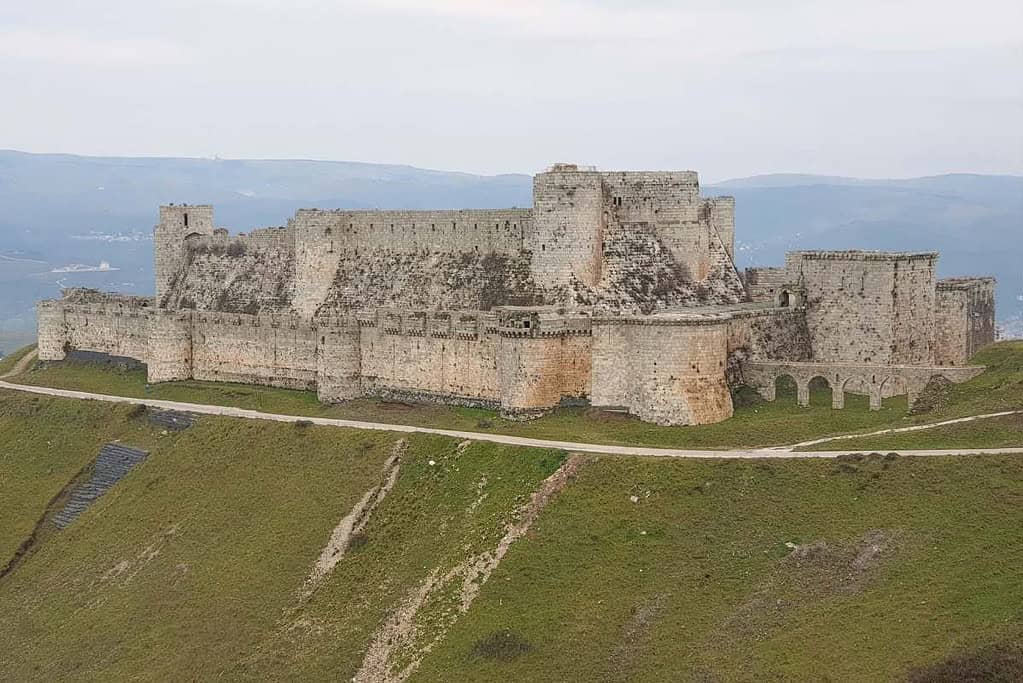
0, 389, 563, 681
907, 642, 1023, 682
730, 383, 764, 409
471, 630, 535, 661
910, 375, 955, 415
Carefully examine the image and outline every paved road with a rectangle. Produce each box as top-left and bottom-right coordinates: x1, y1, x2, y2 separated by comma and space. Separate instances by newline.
1, 371, 1020, 459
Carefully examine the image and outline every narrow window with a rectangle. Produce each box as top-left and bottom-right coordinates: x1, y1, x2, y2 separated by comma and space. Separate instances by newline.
183, 212, 189, 227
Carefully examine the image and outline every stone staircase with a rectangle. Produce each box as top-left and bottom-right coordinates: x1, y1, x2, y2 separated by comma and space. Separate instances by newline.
52, 444, 149, 529
148, 410, 195, 431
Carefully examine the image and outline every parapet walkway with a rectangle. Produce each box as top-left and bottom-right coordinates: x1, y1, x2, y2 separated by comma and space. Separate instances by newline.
1, 371, 1020, 459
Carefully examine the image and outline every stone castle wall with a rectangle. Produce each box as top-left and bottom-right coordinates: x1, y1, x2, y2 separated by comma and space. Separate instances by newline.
290, 208, 532, 316
190, 312, 319, 390
785, 251, 938, 365
934, 277, 997, 365
590, 316, 732, 425
155, 205, 214, 304
37, 164, 998, 428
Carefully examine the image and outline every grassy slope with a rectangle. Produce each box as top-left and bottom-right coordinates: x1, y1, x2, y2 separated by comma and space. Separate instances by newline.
0, 391, 163, 564
0, 343, 35, 376
414, 454, 1023, 682
0, 389, 563, 681
1, 389, 1021, 681
8, 342, 1023, 450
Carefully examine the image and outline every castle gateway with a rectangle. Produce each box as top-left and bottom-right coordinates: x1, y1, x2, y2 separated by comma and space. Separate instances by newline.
37, 164, 996, 425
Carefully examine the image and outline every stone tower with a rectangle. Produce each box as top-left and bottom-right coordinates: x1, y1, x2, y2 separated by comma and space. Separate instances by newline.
154, 204, 214, 305
529, 164, 605, 289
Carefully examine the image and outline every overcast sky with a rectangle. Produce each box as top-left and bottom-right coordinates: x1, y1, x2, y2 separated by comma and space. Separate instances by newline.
1, 0, 1020, 180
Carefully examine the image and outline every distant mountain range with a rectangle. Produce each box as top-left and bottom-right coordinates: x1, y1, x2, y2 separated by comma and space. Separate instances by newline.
0, 150, 1019, 350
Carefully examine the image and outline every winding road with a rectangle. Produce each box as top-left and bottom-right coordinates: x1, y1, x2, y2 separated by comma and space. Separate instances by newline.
2, 350, 1020, 459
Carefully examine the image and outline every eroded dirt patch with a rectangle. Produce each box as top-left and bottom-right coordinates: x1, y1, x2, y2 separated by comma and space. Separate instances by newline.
725, 529, 902, 641
300, 439, 406, 600
606, 592, 670, 681
353, 454, 587, 683
906, 641, 1023, 682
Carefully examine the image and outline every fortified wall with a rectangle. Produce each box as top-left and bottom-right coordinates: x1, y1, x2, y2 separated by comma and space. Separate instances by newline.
38, 164, 997, 426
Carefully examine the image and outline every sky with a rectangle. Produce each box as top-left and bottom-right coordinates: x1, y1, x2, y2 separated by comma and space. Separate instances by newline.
0, 0, 1021, 180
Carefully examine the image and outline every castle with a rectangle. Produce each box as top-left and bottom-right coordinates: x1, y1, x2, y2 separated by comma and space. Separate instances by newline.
36, 164, 997, 425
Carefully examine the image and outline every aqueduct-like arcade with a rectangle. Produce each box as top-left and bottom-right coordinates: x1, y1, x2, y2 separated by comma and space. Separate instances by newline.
744, 362, 984, 411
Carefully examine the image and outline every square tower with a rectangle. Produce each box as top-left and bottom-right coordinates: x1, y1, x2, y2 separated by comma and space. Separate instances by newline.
530, 164, 605, 288
155, 205, 214, 305
786, 251, 937, 364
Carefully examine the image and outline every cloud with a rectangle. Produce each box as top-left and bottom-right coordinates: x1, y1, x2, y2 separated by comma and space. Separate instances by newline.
0, 28, 193, 67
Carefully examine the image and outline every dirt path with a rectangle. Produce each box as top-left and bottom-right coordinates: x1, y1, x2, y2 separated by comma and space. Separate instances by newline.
0, 348, 37, 379
0, 376, 1020, 459
779, 409, 1023, 451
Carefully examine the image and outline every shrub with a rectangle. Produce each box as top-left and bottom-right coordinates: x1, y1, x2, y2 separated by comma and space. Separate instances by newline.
226, 242, 247, 258
470, 631, 534, 661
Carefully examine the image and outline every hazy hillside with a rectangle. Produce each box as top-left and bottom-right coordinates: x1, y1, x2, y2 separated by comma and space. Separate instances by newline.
707, 173, 1023, 339
0, 151, 1019, 351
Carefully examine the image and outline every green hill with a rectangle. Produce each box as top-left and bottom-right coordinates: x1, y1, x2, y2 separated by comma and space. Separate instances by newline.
1, 383, 1021, 680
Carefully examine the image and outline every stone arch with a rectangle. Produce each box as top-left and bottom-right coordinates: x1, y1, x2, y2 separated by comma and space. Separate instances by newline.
807, 375, 833, 408
879, 374, 911, 412
839, 375, 872, 411
880, 374, 908, 399
773, 373, 799, 405
778, 290, 792, 308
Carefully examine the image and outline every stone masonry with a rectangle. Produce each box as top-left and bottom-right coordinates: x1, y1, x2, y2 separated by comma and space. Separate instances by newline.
37, 164, 997, 426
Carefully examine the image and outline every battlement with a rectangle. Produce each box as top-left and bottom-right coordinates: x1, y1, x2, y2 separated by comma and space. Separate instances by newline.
937, 276, 997, 291
58, 288, 155, 308
789, 250, 938, 262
